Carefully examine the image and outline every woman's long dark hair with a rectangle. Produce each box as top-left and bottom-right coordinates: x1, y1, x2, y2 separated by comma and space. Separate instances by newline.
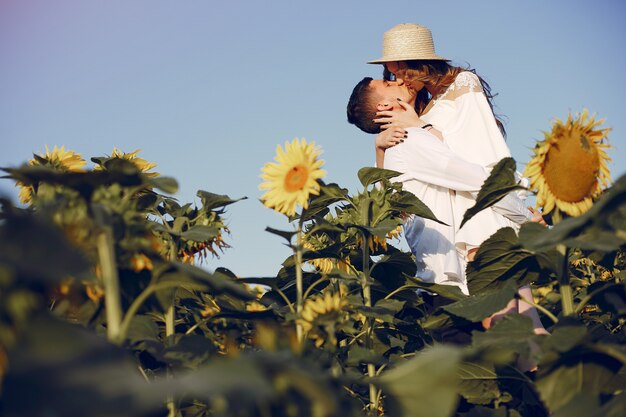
384, 60, 506, 137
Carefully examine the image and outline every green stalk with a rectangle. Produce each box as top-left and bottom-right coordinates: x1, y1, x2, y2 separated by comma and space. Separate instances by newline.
295, 224, 304, 343
165, 302, 176, 417
560, 284, 575, 316
97, 228, 123, 345
556, 244, 575, 316
165, 250, 177, 417
360, 232, 378, 414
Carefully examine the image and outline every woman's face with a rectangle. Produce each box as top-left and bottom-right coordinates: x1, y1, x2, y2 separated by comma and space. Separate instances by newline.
385, 61, 425, 92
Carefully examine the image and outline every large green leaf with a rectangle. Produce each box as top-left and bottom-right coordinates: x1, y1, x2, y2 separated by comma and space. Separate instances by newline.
460, 157, 526, 229
170, 263, 254, 300
471, 314, 536, 355
467, 228, 553, 294
0, 202, 90, 283
300, 182, 350, 221
380, 346, 462, 417
536, 361, 620, 413
3, 315, 166, 417
389, 189, 446, 225
535, 319, 623, 414
456, 362, 501, 405
371, 251, 417, 291
443, 281, 518, 322
358, 166, 403, 187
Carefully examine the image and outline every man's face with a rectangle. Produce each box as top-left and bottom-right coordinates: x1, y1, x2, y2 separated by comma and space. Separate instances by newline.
369, 79, 416, 111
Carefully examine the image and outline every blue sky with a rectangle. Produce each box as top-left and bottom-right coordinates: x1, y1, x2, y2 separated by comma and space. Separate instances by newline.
1, 0, 625, 277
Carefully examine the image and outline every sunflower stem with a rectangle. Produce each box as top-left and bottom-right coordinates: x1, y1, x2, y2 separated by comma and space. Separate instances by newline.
556, 244, 575, 316
295, 223, 304, 343
360, 231, 379, 414
165, 302, 176, 417
97, 227, 123, 345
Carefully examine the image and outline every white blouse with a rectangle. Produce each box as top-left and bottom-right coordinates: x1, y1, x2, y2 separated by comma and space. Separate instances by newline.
421, 71, 531, 252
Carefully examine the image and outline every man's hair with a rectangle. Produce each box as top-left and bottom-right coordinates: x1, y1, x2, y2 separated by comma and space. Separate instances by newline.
346, 77, 380, 134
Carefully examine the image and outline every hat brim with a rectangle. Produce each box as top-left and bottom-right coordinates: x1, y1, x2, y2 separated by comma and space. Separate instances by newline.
368, 54, 449, 64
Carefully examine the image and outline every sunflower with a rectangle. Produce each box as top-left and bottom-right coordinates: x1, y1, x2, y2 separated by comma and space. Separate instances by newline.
178, 233, 230, 264
524, 110, 611, 220
302, 233, 354, 275
17, 145, 87, 204
356, 225, 403, 252
95, 148, 159, 177
298, 290, 348, 347
259, 138, 326, 216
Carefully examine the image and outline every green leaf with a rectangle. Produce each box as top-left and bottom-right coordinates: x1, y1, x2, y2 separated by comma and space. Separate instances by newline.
180, 225, 221, 242
197, 190, 246, 211
540, 319, 587, 355
467, 228, 550, 294
550, 395, 601, 417
460, 157, 526, 229
172, 263, 254, 300
346, 345, 387, 366
345, 222, 397, 239
0, 204, 90, 283
305, 217, 346, 235
3, 315, 166, 417
535, 319, 623, 414
389, 190, 446, 225
149, 176, 178, 194
300, 182, 349, 221
125, 314, 160, 345
358, 166, 402, 187
536, 361, 618, 413
380, 346, 461, 417
371, 252, 417, 291
471, 314, 535, 352
353, 303, 402, 323
456, 362, 501, 405
404, 279, 467, 301
169, 355, 274, 408
162, 334, 217, 369
443, 281, 518, 322
265, 226, 296, 243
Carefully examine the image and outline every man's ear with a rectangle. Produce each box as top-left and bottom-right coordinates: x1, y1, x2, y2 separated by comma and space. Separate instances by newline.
376, 101, 393, 111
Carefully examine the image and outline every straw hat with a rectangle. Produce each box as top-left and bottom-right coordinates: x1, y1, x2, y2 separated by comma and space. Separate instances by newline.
368, 23, 448, 64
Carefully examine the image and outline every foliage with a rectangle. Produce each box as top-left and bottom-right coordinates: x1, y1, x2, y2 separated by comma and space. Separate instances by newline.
0, 146, 625, 417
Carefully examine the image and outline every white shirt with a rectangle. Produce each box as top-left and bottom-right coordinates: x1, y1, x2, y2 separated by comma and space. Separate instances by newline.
421, 71, 530, 250
384, 127, 531, 294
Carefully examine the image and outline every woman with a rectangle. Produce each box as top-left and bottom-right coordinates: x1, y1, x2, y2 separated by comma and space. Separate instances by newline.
368, 23, 548, 339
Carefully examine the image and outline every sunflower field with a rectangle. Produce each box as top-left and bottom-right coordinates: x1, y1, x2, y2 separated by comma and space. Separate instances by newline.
0, 112, 625, 417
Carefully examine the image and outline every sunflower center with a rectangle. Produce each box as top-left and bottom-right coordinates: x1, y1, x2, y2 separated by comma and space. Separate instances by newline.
284, 164, 309, 192
543, 130, 600, 202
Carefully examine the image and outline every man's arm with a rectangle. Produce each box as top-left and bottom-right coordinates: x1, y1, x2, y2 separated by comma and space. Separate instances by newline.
385, 128, 532, 223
